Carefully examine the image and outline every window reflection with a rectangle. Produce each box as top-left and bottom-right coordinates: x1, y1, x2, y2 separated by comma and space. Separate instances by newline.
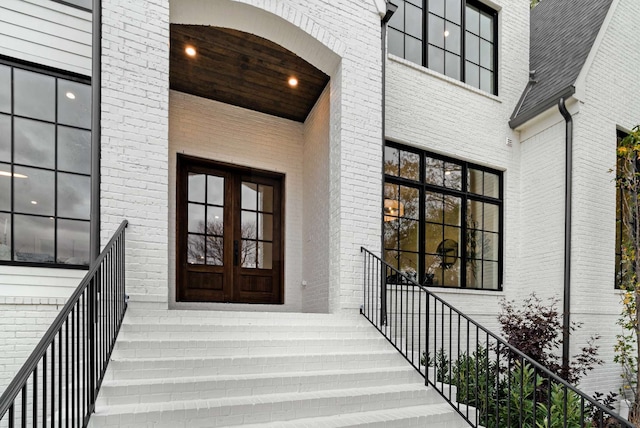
207, 175, 224, 206
57, 219, 89, 264
14, 118, 55, 169
14, 167, 55, 216
14, 215, 55, 263
0, 212, 9, 261
58, 127, 91, 174
58, 173, 90, 220
0, 163, 9, 211
0, 62, 91, 265
385, 144, 502, 290
0, 114, 9, 162
238, 181, 275, 270
58, 79, 91, 129
0, 65, 9, 114
14, 69, 55, 122
188, 173, 205, 203
241, 182, 258, 210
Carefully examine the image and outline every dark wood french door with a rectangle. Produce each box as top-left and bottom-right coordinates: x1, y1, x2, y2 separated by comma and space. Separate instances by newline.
176, 155, 284, 304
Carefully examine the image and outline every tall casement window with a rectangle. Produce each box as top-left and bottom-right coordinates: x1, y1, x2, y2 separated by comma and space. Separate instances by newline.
0, 61, 91, 266
615, 130, 634, 289
388, 0, 498, 95
384, 143, 503, 290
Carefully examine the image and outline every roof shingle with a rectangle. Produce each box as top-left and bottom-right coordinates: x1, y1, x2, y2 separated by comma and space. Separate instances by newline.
510, 0, 613, 128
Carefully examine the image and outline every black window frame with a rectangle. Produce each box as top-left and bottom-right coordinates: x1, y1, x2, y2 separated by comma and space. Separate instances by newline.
0, 56, 92, 269
388, 0, 499, 95
615, 130, 634, 289
383, 141, 504, 291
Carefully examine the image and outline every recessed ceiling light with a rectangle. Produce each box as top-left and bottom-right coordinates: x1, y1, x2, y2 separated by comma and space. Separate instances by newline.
444, 30, 450, 37
288, 77, 298, 87
185, 46, 197, 57
31, 200, 37, 205
66, 92, 76, 100
0, 171, 28, 178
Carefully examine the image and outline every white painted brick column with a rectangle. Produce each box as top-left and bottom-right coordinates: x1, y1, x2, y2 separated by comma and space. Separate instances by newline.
101, 0, 170, 302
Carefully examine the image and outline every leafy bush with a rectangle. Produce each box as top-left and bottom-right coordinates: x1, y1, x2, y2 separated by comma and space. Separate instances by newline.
450, 345, 500, 425
421, 347, 450, 383
417, 294, 611, 427
498, 293, 602, 384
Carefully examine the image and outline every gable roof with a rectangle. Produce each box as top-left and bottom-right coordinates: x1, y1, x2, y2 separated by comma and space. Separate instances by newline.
509, 0, 613, 128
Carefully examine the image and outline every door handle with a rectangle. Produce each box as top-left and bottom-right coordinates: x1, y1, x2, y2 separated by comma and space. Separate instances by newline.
234, 240, 239, 266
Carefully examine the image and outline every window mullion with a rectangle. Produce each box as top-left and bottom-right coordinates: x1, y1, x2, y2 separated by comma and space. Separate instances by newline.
461, 0, 467, 85
419, 153, 426, 285
10, 66, 14, 262
493, 9, 498, 95
54, 77, 58, 264
460, 163, 468, 288
498, 171, 504, 290
423, 0, 428, 68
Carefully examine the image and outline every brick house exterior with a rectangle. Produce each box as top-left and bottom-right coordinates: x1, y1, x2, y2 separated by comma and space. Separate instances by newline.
0, 0, 639, 403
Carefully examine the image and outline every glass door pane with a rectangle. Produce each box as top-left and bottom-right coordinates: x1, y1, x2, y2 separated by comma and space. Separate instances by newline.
241, 181, 273, 269
187, 172, 224, 266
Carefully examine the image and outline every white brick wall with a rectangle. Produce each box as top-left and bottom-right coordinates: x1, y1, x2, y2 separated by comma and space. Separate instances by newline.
101, 0, 170, 301
0, 297, 66, 392
302, 86, 331, 313
518, 117, 566, 302
168, 90, 305, 311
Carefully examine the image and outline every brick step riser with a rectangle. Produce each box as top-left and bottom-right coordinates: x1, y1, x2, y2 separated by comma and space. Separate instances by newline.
236, 408, 468, 428
122, 315, 371, 331
123, 310, 360, 322
104, 354, 409, 380
120, 323, 378, 333
118, 330, 383, 340
96, 369, 425, 406
113, 338, 389, 353
89, 388, 433, 428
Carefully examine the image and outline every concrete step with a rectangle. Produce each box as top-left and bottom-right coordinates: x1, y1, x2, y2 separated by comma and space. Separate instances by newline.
118, 322, 383, 340
91, 310, 468, 427
89, 384, 440, 428
122, 309, 363, 326
97, 366, 424, 406
105, 350, 410, 380
111, 337, 392, 358
229, 403, 469, 427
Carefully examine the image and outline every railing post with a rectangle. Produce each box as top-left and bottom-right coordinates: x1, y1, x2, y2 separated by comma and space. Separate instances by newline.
380, 264, 387, 326
88, 275, 96, 410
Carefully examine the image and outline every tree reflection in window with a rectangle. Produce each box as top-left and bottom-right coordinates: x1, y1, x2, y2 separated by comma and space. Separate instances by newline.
384, 143, 502, 290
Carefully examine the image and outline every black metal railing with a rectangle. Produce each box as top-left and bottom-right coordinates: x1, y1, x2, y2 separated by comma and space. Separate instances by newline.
0, 220, 128, 428
361, 247, 632, 428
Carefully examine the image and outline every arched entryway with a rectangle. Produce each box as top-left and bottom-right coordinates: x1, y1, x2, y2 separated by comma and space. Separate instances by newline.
168, 0, 342, 312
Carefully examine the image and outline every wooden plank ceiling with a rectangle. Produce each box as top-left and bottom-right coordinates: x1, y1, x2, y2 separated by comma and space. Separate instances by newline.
170, 25, 330, 123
